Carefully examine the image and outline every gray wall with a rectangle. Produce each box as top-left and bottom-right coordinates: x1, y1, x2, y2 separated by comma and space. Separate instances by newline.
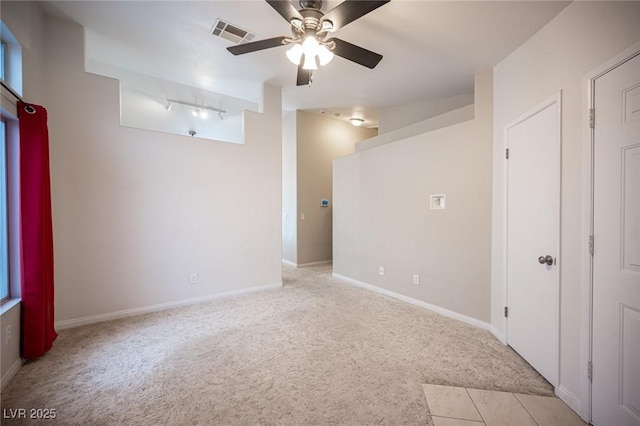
334, 70, 493, 322
283, 111, 376, 266
296, 112, 377, 265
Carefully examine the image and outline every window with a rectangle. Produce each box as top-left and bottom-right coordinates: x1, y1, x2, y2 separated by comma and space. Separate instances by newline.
1, 20, 23, 96
0, 40, 6, 81
0, 119, 8, 302
1, 20, 21, 305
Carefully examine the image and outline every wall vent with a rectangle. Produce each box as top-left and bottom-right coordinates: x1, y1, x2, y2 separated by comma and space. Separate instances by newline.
211, 19, 255, 44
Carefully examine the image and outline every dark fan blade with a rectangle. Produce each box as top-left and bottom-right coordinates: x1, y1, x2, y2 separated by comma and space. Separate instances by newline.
266, 0, 303, 23
227, 36, 287, 55
296, 59, 312, 86
328, 38, 383, 69
321, 1, 389, 31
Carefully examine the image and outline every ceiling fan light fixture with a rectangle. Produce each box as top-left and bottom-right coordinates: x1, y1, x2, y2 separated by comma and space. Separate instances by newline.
291, 18, 304, 31
317, 44, 334, 66
302, 53, 318, 70
321, 20, 334, 32
350, 117, 364, 126
226, 0, 389, 86
286, 43, 304, 65
302, 35, 320, 57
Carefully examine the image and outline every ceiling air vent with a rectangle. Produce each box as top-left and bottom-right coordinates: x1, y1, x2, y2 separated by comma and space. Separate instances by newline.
211, 19, 255, 44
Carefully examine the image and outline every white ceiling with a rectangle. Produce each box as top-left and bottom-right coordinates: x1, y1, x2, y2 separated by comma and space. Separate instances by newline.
39, 0, 570, 126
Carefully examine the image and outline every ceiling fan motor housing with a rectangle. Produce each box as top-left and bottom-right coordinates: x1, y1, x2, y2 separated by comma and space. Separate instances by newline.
299, 0, 322, 11
293, 8, 329, 37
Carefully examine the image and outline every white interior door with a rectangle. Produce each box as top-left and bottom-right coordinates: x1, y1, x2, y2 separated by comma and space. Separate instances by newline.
592, 52, 640, 426
506, 95, 560, 386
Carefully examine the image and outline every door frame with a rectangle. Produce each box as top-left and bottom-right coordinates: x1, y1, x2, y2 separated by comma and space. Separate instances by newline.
581, 41, 640, 423
502, 91, 562, 388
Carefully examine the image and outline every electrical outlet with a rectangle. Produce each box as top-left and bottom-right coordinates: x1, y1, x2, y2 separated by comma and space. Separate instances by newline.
190, 273, 198, 284
379, 266, 385, 276
413, 274, 420, 285
5, 325, 12, 345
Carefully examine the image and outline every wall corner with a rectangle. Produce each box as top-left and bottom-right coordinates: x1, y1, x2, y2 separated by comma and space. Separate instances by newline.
474, 68, 494, 125
260, 83, 282, 115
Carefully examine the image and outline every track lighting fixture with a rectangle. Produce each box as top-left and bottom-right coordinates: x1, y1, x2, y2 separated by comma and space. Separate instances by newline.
166, 99, 226, 120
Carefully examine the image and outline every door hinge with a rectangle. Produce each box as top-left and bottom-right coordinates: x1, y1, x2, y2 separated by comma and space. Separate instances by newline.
589, 235, 594, 256
505, 148, 510, 159
588, 361, 593, 381
588, 108, 595, 129
504, 306, 509, 318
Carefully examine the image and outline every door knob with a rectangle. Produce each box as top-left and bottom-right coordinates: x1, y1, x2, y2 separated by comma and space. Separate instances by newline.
538, 255, 554, 266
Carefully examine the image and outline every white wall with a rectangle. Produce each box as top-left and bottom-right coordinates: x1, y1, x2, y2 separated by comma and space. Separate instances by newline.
491, 1, 640, 417
86, 63, 257, 144
282, 111, 297, 264
378, 93, 474, 134
120, 88, 246, 144
356, 104, 474, 154
42, 16, 282, 324
334, 70, 493, 323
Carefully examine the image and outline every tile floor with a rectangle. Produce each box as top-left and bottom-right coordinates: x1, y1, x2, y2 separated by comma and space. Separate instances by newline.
422, 384, 587, 426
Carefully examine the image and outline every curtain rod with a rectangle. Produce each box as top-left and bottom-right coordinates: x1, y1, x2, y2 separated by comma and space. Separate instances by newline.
1, 80, 37, 114
1, 80, 27, 104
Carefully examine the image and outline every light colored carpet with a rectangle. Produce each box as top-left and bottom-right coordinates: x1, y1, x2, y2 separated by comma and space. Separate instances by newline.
1, 264, 552, 425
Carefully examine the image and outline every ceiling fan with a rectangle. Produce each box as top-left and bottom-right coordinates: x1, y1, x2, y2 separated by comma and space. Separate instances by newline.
227, 0, 389, 86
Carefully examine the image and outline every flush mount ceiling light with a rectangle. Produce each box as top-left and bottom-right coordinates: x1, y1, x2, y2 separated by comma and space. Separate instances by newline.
350, 117, 364, 126
227, 0, 389, 86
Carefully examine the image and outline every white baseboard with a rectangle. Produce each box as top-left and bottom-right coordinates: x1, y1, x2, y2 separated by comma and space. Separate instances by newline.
297, 260, 332, 267
281, 259, 332, 268
1, 358, 23, 391
490, 326, 507, 344
282, 259, 297, 268
558, 385, 583, 419
55, 283, 283, 330
332, 273, 490, 331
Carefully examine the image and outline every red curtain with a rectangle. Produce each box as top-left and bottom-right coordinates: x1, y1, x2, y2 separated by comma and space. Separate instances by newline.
18, 102, 57, 359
